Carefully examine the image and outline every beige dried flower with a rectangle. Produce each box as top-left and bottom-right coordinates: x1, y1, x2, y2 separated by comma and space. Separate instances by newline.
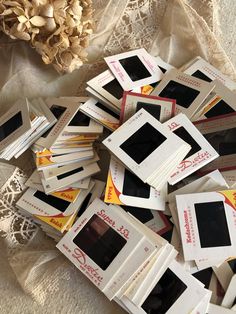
0, 0, 94, 72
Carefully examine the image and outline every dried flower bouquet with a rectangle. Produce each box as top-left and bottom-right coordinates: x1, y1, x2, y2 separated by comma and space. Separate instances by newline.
0, 0, 93, 73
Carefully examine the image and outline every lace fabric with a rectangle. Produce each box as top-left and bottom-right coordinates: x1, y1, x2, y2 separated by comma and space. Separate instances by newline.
0, 0, 235, 309
103, 0, 167, 55
0, 167, 37, 249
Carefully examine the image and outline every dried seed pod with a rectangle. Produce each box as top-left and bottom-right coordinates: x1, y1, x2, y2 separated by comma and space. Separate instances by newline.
40, 4, 54, 18
44, 17, 56, 32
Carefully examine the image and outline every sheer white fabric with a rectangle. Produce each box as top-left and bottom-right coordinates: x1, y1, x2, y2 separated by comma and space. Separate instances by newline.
0, 0, 235, 308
